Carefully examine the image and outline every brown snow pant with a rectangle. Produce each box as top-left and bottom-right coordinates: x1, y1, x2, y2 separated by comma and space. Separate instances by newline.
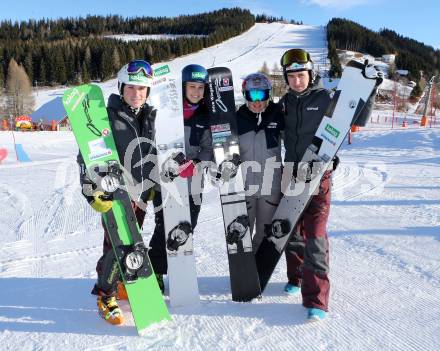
285, 171, 332, 311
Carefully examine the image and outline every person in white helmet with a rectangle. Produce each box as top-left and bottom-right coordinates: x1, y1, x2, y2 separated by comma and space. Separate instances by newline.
77, 60, 160, 326
237, 73, 284, 251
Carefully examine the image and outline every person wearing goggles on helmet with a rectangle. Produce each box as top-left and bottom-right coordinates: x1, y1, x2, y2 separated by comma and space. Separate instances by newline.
279, 48, 376, 322
236, 72, 284, 251
77, 59, 161, 326
148, 64, 214, 284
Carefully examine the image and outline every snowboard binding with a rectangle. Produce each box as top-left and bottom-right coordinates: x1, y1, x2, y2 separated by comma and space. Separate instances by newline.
226, 215, 250, 244
209, 153, 241, 183
266, 219, 291, 239
114, 242, 151, 283
160, 151, 187, 182
166, 221, 193, 252
89, 161, 123, 199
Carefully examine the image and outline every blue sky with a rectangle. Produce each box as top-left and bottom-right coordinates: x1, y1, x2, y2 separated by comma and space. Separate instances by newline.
1, 0, 438, 49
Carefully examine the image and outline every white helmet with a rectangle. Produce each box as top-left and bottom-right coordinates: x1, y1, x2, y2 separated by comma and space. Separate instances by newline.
117, 60, 154, 94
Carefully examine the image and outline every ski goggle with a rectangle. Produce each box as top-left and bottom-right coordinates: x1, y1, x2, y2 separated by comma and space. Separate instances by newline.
244, 89, 270, 102
126, 60, 154, 78
281, 49, 312, 68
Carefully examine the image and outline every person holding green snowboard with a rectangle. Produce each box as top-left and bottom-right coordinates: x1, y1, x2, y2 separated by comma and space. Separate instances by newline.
77, 60, 160, 325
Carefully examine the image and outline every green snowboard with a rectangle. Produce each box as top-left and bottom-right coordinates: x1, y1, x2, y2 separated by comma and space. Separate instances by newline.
63, 84, 171, 334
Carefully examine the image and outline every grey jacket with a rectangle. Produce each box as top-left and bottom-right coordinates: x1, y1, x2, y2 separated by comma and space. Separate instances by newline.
237, 101, 284, 196
280, 79, 374, 163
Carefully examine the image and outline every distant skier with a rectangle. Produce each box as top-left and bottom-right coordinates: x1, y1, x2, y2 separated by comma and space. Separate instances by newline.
236, 73, 284, 251
77, 60, 160, 326
148, 64, 213, 282
278, 48, 375, 321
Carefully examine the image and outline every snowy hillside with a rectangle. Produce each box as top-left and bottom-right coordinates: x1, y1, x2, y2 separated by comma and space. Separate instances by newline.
33, 23, 327, 109
2, 23, 440, 350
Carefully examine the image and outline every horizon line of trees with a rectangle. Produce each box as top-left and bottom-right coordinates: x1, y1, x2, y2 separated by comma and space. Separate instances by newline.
0, 8, 254, 88
255, 14, 302, 25
327, 18, 440, 83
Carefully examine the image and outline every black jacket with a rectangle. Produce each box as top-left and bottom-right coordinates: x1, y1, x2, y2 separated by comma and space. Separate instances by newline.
77, 94, 157, 203
183, 102, 213, 162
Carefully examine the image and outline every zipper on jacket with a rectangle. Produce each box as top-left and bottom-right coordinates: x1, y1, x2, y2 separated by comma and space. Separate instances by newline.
120, 113, 145, 202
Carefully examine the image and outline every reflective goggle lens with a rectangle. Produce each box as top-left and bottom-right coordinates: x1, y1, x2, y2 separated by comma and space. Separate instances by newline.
281, 49, 309, 67
245, 89, 270, 102
127, 60, 153, 78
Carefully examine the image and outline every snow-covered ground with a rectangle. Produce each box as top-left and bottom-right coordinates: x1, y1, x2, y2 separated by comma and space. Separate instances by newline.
104, 34, 207, 41
2, 125, 440, 350
2, 23, 440, 350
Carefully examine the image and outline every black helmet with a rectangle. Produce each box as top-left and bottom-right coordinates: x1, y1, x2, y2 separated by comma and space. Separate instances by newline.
280, 48, 315, 85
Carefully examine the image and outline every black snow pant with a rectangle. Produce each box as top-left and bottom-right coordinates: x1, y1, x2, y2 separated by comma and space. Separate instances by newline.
148, 191, 202, 275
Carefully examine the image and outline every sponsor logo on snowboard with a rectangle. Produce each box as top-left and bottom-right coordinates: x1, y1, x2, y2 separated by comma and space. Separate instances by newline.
211, 123, 231, 133
88, 138, 113, 160
102, 128, 110, 136
153, 65, 170, 77
325, 124, 340, 138
219, 86, 233, 92
152, 77, 166, 86
320, 133, 336, 146
64, 88, 86, 111
349, 100, 357, 109
222, 77, 230, 86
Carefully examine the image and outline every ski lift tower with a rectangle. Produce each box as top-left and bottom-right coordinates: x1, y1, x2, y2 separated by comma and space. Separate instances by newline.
421, 76, 435, 127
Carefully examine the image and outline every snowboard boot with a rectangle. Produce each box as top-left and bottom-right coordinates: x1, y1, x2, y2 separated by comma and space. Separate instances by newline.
116, 281, 128, 300
284, 283, 301, 295
307, 308, 326, 322
156, 274, 165, 294
97, 294, 125, 325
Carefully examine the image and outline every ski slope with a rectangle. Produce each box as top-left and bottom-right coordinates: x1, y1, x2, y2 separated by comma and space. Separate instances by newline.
1, 23, 440, 350
33, 23, 328, 108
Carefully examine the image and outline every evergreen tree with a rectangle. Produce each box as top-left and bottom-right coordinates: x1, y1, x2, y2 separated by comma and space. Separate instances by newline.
81, 61, 90, 83
23, 52, 33, 84
259, 61, 270, 75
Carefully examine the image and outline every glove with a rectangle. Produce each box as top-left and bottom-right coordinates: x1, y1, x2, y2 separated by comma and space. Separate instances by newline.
332, 155, 340, 171
90, 191, 113, 213
178, 159, 198, 178
218, 153, 241, 181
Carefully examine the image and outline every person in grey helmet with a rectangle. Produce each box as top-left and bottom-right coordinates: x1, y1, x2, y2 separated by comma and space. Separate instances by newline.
77, 60, 159, 326
279, 48, 376, 322
236, 72, 284, 251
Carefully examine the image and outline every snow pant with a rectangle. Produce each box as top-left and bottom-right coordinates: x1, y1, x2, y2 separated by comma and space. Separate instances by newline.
284, 171, 332, 311
246, 192, 282, 252
148, 191, 202, 275
93, 203, 146, 296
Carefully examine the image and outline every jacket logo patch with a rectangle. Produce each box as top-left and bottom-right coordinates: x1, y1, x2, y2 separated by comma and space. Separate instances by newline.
267, 122, 278, 129
306, 106, 319, 111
